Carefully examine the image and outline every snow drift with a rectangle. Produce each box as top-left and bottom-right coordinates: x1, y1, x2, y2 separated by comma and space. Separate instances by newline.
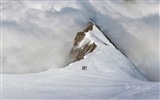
1, 0, 159, 82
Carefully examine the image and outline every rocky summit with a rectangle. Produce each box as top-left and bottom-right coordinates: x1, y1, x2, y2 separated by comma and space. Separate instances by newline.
70, 22, 97, 61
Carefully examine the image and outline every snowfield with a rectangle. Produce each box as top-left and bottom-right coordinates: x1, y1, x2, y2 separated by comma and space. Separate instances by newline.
1, 0, 159, 99
1, 24, 159, 99
2, 44, 159, 99
2, 46, 159, 99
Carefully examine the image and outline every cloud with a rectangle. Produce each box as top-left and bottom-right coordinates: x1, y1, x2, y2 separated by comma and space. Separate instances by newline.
1, 1, 81, 73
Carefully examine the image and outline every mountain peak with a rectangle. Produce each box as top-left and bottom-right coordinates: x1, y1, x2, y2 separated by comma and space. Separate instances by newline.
70, 22, 97, 61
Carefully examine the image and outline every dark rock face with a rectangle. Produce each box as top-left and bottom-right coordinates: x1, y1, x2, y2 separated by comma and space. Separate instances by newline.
70, 22, 97, 61
75, 42, 97, 61
74, 32, 85, 47
83, 22, 93, 32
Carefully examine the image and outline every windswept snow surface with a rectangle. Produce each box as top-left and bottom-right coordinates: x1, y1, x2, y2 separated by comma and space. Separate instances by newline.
1, 0, 160, 99
1, 24, 159, 99
2, 45, 158, 99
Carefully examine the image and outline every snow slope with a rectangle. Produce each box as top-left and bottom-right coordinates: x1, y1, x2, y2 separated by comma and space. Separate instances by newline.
1, 0, 159, 99
1, 0, 159, 81
1, 24, 159, 99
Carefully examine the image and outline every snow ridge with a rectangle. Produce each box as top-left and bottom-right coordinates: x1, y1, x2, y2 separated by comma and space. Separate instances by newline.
2, 23, 159, 99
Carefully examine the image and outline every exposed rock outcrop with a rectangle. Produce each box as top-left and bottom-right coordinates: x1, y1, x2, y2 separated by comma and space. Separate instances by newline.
70, 22, 97, 61
75, 42, 97, 61
73, 32, 86, 47
83, 22, 93, 32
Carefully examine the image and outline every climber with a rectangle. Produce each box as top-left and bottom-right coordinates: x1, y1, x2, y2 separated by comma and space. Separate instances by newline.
82, 66, 87, 70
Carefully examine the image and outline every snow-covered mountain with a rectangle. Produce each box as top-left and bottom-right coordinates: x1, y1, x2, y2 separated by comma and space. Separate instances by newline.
1, 21, 159, 99
1, 0, 159, 99
1, 0, 159, 82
